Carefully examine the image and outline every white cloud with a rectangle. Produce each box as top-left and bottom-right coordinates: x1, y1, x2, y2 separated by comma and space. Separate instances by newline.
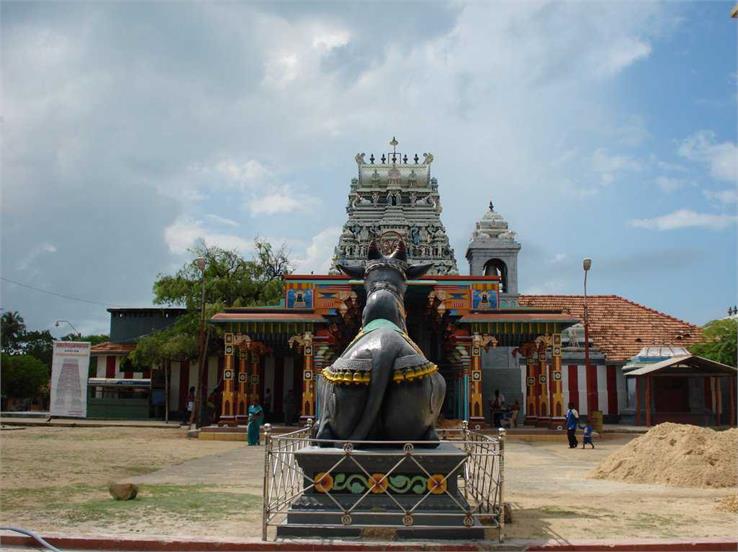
549, 253, 567, 264
248, 191, 319, 215
263, 52, 300, 88
679, 131, 738, 182
205, 214, 239, 227
591, 148, 641, 185
703, 189, 738, 205
16, 242, 57, 271
292, 227, 341, 274
213, 159, 272, 188
654, 176, 688, 193
163, 218, 252, 254
615, 115, 650, 147
598, 37, 652, 77
629, 209, 737, 231
312, 30, 350, 51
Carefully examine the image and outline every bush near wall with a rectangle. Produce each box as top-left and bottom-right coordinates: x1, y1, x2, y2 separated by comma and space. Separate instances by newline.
1, 353, 49, 400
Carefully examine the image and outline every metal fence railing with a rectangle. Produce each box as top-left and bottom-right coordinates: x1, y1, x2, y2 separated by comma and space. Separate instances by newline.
261, 420, 505, 542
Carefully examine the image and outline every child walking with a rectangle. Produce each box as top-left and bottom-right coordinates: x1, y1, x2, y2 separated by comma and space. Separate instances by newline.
581, 423, 595, 449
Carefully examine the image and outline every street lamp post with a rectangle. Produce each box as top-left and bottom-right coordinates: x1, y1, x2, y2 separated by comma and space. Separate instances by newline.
582, 258, 592, 412
193, 256, 207, 428
55, 319, 80, 337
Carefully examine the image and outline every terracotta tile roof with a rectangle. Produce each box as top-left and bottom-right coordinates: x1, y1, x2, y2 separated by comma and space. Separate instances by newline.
518, 295, 702, 362
90, 341, 136, 355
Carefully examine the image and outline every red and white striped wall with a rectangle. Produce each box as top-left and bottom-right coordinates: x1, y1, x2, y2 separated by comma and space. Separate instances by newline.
95, 355, 149, 379
561, 363, 625, 416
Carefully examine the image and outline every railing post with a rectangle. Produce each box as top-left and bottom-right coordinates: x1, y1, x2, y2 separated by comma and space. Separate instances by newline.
306, 416, 314, 445
498, 427, 506, 543
261, 423, 272, 541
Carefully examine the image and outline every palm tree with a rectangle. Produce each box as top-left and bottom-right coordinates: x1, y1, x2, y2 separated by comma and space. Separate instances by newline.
1, 311, 26, 353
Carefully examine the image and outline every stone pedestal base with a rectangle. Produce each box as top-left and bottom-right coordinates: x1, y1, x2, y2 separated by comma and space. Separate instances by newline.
276, 442, 485, 540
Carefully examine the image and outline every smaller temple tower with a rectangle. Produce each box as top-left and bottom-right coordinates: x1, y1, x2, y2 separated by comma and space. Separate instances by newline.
466, 202, 521, 302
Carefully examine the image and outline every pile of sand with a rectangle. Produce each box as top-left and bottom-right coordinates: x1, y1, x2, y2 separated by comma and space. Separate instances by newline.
591, 422, 738, 488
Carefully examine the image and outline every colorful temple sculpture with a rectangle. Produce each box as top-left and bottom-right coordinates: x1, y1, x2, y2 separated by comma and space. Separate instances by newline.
209, 142, 584, 428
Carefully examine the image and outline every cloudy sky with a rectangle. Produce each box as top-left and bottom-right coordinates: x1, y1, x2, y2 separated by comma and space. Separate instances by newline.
1, 1, 736, 336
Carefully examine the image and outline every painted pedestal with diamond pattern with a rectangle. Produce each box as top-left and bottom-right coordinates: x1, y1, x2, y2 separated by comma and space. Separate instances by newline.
276, 443, 485, 539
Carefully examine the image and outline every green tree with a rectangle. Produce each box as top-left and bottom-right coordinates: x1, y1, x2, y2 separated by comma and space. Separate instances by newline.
153, 239, 289, 309
20, 330, 54, 366
132, 239, 290, 423
1, 353, 49, 399
1, 311, 26, 353
690, 318, 737, 367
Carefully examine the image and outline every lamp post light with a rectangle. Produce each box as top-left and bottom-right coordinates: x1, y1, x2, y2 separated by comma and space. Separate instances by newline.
193, 256, 207, 429
55, 319, 80, 337
582, 258, 592, 410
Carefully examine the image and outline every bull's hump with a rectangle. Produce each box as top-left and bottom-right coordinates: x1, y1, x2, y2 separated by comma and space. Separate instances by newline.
345, 327, 403, 358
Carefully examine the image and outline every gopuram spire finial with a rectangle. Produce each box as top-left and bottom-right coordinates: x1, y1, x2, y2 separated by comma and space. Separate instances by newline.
389, 136, 399, 163
489, 200, 494, 212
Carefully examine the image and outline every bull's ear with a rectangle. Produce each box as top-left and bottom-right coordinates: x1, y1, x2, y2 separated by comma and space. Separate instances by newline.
406, 262, 434, 280
367, 240, 382, 260
336, 263, 365, 279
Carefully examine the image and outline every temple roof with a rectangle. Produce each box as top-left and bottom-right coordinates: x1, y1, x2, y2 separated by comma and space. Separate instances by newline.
518, 295, 701, 362
471, 205, 518, 242
90, 341, 136, 355
625, 355, 736, 377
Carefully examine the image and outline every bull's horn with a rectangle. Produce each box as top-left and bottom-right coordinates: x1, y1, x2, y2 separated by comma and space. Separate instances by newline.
390, 240, 407, 261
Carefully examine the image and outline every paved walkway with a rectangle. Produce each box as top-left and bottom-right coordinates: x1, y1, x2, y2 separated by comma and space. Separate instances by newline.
0, 416, 177, 429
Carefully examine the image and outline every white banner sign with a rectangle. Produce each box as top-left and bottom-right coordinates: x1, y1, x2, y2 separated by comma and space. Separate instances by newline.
50, 341, 90, 418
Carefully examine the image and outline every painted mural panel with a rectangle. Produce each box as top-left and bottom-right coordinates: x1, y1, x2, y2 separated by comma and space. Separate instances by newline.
471, 283, 499, 310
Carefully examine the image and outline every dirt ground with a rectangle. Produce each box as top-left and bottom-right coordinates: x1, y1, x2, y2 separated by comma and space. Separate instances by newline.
1, 426, 736, 542
504, 437, 737, 540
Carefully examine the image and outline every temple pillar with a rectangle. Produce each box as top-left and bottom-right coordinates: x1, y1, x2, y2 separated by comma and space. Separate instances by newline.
538, 349, 548, 425
551, 334, 562, 416
290, 332, 315, 421
469, 336, 483, 424
220, 332, 236, 426
249, 348, 261, 404
526, 357, 536, 424
235, 339, 250, 425
469, 333, 497, 426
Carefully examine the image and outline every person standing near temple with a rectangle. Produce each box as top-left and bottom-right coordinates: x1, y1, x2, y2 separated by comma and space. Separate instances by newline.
263, 388, 272, 422
490, 389, 506, 428
565, 402, 579, 449
247, 398, 264, 446
184, 386, 195, 425
284, 389, 297, 426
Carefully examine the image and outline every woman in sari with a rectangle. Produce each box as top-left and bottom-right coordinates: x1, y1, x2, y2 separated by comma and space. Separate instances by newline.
247, 399, 264, 446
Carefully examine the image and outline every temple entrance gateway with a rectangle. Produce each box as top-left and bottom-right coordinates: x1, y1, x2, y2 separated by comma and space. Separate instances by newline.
208, 141, 578, 430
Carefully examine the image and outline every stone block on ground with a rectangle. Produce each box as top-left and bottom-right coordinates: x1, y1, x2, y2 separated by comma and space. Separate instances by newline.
109, 482, 138, 500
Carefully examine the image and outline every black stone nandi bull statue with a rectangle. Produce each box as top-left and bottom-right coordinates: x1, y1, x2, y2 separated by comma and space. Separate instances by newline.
315, 240, 446, 446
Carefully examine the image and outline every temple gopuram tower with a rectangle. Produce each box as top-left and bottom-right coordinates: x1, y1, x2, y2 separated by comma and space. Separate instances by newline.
466, 203, 521, 306
331, 138, 458, 275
